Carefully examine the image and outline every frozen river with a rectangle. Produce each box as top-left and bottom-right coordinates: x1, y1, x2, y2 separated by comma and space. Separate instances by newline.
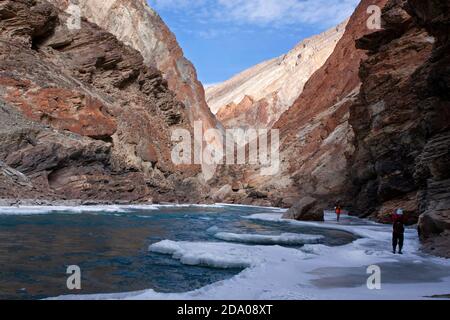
0, 204, 448, 300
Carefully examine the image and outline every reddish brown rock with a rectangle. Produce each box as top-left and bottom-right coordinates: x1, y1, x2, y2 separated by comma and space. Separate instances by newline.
136, 142, 158, 166
3, 86, 117, 139
215, 95, 273, 130
228, 0, 389, 211
46, 0, 221, 134
0, 0, 206, 203
274, 0, 388, 137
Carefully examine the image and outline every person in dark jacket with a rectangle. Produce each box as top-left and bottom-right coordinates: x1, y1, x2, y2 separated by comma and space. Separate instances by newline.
392, 209, 405, 254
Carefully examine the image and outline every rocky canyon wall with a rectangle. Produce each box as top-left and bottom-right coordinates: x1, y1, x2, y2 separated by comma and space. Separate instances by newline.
0, 0, 207, 203
349, 0, 450, 257
215, 0, 388, 211
47, 0, 221, 133
206, 0, 449, 257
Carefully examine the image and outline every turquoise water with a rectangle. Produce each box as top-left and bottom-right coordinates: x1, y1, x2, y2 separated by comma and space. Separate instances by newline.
0, 205, 356, 299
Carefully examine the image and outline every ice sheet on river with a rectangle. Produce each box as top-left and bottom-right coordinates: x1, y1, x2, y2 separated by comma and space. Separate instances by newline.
0, 203, 229, 216
214, 232, 324, 245
52, 210, 450, 300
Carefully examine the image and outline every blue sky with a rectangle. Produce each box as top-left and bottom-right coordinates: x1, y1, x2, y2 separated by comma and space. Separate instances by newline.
148, 0, 359, 85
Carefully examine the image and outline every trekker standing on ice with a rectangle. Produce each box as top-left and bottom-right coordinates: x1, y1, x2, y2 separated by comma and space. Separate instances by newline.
335, 203, 342, 222
392, 209, 405, 254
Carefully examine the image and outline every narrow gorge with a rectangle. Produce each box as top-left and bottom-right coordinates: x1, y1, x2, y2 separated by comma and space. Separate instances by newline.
206, 0, 450, 258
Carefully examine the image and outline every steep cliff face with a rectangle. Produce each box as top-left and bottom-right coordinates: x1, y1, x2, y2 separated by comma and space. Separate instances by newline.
259, 0, 387, 209
207, 0, 387, 209
46, 0, 220, 133
275, 0, 386, 210
0, 0, 206, 203
206, 22, 347, 129
350, 0, 450, 257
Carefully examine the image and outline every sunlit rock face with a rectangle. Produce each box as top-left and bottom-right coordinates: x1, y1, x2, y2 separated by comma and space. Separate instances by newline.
47, 0, 220, 133
205, 21, 348, 129
0, 0, 206, 203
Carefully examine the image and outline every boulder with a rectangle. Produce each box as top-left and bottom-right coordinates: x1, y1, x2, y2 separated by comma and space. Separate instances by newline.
231, 181, 242, 192
282, 197, 323, 221
212, 185, 233, 202
248, 190, 268, 199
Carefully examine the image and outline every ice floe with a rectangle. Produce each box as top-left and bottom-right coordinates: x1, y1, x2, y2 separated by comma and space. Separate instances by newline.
149, 240, 275, 269
214, 232, 324, 245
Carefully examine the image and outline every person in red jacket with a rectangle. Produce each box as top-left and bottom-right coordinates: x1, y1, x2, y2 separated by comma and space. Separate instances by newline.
392, 209, 405, 254
335, 203, 342, 222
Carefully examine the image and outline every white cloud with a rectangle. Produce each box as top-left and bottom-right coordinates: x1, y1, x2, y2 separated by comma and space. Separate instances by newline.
217, 0, 361, 27
149, 0, 359, 27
